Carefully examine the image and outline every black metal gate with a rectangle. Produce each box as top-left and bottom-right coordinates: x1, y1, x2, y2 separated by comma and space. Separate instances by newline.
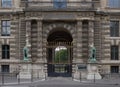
47, 42, 73, 77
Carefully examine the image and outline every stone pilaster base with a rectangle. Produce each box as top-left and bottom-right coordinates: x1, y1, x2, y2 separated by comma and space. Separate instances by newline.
18, 63, 46, 79
87, 63, 101, 80
87, 72, 101, 80
19, 64, 32, 79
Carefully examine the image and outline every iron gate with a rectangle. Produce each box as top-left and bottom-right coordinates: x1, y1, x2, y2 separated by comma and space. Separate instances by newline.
47, 42, 73, 77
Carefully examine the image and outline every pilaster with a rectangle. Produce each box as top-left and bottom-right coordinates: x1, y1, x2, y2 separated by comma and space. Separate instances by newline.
26, 20, 31, 60
75, 20, 83, 63
88, 20, 94, 60
101, 16, 110, 61
88, 20, 94, 46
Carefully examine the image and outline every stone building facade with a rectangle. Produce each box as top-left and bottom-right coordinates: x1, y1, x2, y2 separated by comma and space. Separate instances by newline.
0, 0, 120, 78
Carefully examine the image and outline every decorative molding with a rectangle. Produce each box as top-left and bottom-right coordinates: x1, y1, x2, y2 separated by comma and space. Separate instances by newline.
25, 12, 42, 19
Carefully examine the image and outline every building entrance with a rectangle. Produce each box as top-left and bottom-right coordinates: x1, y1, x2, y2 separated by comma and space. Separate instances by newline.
47, 30, 73, 77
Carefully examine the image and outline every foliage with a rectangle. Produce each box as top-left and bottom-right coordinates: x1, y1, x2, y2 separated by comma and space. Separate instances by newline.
55, 49, 68, 63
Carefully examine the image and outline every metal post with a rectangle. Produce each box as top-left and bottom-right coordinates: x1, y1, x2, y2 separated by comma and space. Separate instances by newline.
2, 73, 4, 85
31, 72, 33, 82
31, 63, 33, 82
18, 72, 20, 84
37, 70, 39, 79
79, 72, 82, 82
72, 73, 73, 81
93, 73, 95, 83
45, 72, 46, 80
18, 66, 21, 84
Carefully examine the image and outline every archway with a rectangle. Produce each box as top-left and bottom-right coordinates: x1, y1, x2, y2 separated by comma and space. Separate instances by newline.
47, 28, 73, 77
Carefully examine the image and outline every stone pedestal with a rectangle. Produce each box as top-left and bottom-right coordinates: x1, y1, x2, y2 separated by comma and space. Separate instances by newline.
87, 63, 101, 80
73, 71, 80, 79
19, 64, 32, 79
18, 63, 46, 79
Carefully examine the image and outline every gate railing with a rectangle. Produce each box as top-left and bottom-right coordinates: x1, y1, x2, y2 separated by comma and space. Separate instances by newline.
0, 69, 46, 85
46, 42, 73, 48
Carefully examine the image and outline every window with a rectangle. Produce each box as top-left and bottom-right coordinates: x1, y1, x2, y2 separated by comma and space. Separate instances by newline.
1, 0, 12, 8
2, 45, 10, 59
108, 0, 120, 8
1, 20, 11, 36
111, 66, 119, 73
110, 21, 119, 37
82, 20, 88, 29
1, 65, 9, 73
53, 0, 67, 9
111, 46, 119, 60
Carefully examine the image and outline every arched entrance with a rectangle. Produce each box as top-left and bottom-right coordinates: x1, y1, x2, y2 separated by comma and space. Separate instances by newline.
47, 28, 73, 77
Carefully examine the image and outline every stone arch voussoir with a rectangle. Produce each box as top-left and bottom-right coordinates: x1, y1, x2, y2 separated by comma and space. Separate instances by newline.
44, 23, 76, 40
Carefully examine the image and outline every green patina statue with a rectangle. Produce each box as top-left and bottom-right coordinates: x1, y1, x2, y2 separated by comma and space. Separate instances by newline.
23, 46, 29, 61
89, 45, 96, 63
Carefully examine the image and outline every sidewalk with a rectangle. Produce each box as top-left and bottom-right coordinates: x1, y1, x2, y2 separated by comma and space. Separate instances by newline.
0, 78, 45, 87
74, 78, 120, 85
1, 85, 29, 87
1, 77, 120, 87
